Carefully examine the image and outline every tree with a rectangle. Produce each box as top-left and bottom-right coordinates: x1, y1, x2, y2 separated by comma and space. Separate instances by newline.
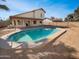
74, 7, 79, 15
0, 0, 9, 11
65, 14, 74, 22
74, 7, 79, 21
65, 7, 79, 22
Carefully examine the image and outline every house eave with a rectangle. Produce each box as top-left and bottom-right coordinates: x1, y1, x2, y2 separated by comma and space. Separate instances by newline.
13, 8, 46, 16
10, 16, 44, 20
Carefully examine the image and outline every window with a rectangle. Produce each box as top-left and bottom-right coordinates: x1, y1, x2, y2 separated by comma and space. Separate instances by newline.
40, 13, 42, 18
33, 21, 36, 24
28, 21, 30, 23
17, 20, 21, 25
40, 21, 42, 23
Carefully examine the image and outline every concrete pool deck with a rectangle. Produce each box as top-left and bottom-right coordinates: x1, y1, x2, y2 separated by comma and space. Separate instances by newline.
0, 23, 79, 59
55, 27, 79, 59
48, 28, 66, 42
0, 29, 16, 37
1, 29, 21, 39
0, 27, 78, 59
0, 29, 22, 48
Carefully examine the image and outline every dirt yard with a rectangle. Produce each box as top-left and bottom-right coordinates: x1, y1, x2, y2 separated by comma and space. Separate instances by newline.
56, 27, 79, 59
0, 22, 79, 59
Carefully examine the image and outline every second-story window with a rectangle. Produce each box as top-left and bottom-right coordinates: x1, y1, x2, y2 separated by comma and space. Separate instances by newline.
40, 13, 42, 18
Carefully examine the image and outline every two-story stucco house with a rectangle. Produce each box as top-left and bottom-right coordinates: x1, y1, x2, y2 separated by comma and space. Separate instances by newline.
10, 8, 46, 27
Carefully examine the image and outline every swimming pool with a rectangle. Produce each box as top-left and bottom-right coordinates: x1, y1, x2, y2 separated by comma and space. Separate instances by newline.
8, 28, 59, 43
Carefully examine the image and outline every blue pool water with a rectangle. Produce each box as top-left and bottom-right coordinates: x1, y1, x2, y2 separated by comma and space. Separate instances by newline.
8, 28, 59, 43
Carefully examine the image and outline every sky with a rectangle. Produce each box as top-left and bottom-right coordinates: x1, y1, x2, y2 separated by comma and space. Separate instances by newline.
0, 0, 79, 20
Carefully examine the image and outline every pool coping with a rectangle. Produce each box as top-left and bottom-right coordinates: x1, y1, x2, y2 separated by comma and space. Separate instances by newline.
0, 29, 21, 40
0, 28, 67, 49
28, 28, 67, 48
48, 28, 66, 42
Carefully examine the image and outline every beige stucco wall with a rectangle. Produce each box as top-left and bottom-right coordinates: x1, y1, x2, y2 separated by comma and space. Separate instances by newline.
15, 9, 45, 19
11, 19, 26, 27
16, 12, 34, 18
11, 19, 42, 27
11, 20, 14, 26
31, 20, 42, 26
34, 10, 45, 19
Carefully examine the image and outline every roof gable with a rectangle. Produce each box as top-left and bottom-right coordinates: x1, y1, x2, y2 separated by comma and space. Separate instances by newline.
14, 8, 46, 16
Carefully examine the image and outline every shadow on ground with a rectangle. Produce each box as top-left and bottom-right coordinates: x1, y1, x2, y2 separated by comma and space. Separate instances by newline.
0, 38, 11, 48
0, 40, 77, 59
